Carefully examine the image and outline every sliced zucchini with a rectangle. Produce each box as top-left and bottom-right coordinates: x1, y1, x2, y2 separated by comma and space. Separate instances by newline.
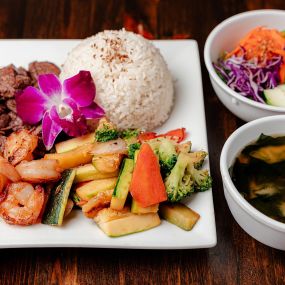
110, 158, 134, 210
94, 207, 161, 237
42, 169, 76, 226
74, 164, 118, 183
75, 177, 117, 201
159, 203, 200, 231
131, 199, 159, 214
55, 133, 95, 153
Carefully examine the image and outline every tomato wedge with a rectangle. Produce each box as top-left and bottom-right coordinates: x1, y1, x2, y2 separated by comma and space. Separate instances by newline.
138, 128, 186, 143
130, 143, 167, 207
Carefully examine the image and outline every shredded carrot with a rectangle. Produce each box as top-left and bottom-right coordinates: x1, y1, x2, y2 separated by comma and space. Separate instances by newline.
226, 27, 285, 83
226, 27, 285, 61
280, 63, 285, 83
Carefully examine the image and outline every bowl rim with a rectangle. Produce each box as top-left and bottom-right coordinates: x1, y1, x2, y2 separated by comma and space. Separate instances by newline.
204, 9, 285, 112
220, 115, 285, 232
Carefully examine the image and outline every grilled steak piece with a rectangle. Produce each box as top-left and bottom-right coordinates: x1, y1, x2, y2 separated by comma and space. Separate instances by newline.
6, 99, 16, 113
29, 61, 61, 85
0, 114, 10, 129
0, 65, 32, 98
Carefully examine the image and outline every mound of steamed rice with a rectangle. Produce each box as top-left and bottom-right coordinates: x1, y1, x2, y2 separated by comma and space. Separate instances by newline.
61, 29, 174, 130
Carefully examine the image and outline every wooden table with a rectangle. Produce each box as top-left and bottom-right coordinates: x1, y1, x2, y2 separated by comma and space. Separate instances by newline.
0, 1, 285, 284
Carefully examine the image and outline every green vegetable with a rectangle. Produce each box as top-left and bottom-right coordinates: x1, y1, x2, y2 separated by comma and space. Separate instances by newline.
165, 152, 212, 202
128, 142, 141, 159
95, 119, 119, 142
120, 129, 139, 140
165, 152, 194, 202
148, 138, 178, 176
42, 169, 76, 226
158, 138, 177, 176
190, 166, 212, 192
264, 84, 285, 107
186, 151, 207, 169
95, 126, 119, 142
111, 158, 134, 210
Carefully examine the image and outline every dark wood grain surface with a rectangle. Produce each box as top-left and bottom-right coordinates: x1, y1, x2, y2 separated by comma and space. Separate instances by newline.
0, 0, 285, 284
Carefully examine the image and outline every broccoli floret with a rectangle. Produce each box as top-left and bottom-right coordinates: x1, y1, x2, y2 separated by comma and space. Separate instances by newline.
191, 167, 212, 192
120, 129, 139, 145
128, 142, 141, 159
164, 152, 212, 202
95, 128, 118, 142
160, 155, 177, 177
186, 151, 207, 169
158, 138, 178, 176
95, 118, 118, 142
147, 138, 178, 176
120, 129, 139, 139
165, 153, 195, 202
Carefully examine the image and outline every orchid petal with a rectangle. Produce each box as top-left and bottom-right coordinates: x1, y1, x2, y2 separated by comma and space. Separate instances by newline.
51, 99, 88, 137
15, 87, 48, 124
80, 102, 105, 119
63, 71, 95, 107
38, 74, 62, 97
42, 110, 62, 150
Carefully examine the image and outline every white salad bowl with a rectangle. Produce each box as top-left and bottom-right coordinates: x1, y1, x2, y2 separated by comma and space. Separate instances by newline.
220, 115, 285, 250
204, 9, 285, 121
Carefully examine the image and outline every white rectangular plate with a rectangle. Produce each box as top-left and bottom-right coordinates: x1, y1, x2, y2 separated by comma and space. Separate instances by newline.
0, 40, 216, 249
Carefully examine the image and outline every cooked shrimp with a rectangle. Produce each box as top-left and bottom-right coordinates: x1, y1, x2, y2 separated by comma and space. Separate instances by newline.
4, 129, 38, 165
82, 189, 113, 218
15, 159, 61, 183
0, 156, 21, 182
0, 174, 8, 195
0, 182, 45, 225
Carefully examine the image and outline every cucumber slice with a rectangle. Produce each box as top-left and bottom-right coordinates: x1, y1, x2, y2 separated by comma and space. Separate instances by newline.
110, 158, 134, 210
264, 85, 285, 107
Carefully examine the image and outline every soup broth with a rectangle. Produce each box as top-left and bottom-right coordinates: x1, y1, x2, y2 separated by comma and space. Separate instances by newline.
231, 134, 285, 223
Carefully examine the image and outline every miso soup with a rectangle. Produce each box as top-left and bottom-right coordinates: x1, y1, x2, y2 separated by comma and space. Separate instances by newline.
231, 134, 285, 223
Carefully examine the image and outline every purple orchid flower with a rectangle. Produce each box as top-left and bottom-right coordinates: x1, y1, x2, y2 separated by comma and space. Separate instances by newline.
16, 71, 105, 150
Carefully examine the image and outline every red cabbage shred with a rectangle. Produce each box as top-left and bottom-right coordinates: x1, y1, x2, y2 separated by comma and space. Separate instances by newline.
213, 53, 283, 103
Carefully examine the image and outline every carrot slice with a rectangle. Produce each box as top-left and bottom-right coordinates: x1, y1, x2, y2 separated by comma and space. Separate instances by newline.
130, 143, 167, 207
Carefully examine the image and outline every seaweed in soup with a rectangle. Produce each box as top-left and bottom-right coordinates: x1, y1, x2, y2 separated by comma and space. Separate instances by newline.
231, 134, 285, 223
